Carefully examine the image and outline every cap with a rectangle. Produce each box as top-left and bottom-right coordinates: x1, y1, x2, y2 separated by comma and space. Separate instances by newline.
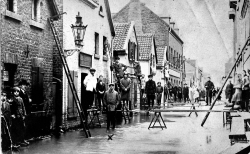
109, 83, 115, 86
13, 87, 20, 92
148, 74, 153, 78
89, 68, 96, 72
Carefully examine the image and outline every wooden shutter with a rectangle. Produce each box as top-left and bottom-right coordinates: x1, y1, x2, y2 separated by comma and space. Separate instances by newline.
129, 42, 135, 61
67, 71, 78, 118
31, 67, 44, 111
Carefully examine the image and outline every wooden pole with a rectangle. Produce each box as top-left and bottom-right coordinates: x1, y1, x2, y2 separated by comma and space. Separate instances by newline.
201, 37, 250, 127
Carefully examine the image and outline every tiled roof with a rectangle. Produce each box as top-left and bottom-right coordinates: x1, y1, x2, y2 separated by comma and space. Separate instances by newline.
113, 23, 131, 51
156, 46, 166, 67
137, 34, 153, 60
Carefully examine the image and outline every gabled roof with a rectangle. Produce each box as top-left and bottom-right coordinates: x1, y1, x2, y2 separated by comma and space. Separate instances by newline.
113, 22, 132, 51
137, 33, 154, 60
156, 46, 166, 67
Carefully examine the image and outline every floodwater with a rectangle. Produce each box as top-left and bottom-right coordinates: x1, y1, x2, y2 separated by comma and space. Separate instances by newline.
3, 102, 235, 154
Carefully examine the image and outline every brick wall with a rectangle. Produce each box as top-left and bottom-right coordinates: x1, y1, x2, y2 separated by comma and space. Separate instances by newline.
1, 0, 62, 128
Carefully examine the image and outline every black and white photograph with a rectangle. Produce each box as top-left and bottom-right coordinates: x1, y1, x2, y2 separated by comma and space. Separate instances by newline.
1, 0, 250, 153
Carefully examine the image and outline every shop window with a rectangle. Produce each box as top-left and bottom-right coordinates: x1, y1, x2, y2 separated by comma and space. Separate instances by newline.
95, 32, 99, 55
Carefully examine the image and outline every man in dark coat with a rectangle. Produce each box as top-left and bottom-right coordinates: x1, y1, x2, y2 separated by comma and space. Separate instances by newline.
156, 82, 163, 106
120, 73, 131, 109
183, 84, 189, 103
19, 79, 31, 115
96, 75, 106, 111
145, 74, 156, 110
204, 77, 214, 106
225, 80, 234, 104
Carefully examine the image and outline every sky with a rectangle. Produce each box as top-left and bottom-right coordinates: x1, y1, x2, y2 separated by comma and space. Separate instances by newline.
109, 0, 234, 86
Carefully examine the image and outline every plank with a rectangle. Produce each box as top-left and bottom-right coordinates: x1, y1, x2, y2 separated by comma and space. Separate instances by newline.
153, 109, 238, 113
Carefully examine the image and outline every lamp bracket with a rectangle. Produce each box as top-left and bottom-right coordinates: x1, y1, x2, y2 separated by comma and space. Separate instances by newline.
64, 48, 81, 57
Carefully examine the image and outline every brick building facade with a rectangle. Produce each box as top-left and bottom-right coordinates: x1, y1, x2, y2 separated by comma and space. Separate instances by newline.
1, 0, 59, 135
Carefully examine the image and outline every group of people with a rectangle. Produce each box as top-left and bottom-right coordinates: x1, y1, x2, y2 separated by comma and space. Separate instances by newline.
1, 79, 31, 150
83, 65, 132, 132
225, 70, 250, 112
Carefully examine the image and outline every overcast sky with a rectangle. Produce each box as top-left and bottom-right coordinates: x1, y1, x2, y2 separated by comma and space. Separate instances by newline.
109, 0, 233, 86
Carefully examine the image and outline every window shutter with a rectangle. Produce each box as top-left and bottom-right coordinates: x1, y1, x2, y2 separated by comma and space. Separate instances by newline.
31, 67, 44, 111
68, 71, 78, 118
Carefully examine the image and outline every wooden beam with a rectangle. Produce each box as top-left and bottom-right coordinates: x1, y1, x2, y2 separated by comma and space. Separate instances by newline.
153, 109, 237, 112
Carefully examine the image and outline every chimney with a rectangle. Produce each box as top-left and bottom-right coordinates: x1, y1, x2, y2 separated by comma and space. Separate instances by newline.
174, 28, 179, 35
170, 22, 175, 29
160, 16, 171, 25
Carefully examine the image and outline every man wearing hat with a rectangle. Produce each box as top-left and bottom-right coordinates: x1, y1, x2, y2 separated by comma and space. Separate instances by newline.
19, 79, 31, 115
103, 83, 119, 131
83, 68, 97, 111
112, 56, 127, 85
145, 74, 156, 110
183, 83, 189, 103
204, 77, 214, 106
120, 72, 131, 109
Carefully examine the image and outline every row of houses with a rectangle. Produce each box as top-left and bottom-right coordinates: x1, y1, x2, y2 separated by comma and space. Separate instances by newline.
185, 59, 204, 89
0, 0, 185, 132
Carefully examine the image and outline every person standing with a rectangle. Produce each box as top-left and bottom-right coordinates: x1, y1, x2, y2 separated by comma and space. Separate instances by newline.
204, 77, 214, 106
96, 75, 106, 111
164, 79, 172, 102
140, 74, 146, 97
183, 84, 189, 103
103, 83, 119, 131
19, 79, 31, 116
242, 70, 250, 112
225, 79, 234, 104
156, 82, 163, 107
120, 73, 131, 109
112, 56, 128, 90
11, 87, 29, 147
231, 74, 243, 111
83, 68, 97, 110
145, 74, 156, 110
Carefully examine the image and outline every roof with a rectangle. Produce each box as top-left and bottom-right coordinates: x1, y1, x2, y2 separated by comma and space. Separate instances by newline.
156, 46, 166, 67
137, 34, 154, 60
113, 23, 131, 51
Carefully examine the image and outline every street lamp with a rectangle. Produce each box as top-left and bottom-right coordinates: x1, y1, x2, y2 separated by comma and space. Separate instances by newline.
71, 12, 87, 46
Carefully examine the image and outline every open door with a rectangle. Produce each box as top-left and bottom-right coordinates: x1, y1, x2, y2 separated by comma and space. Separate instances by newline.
81, 73, 88, 115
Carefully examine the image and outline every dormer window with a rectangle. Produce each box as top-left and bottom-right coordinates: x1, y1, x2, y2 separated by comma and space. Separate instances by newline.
32, 0, 41, 22
7, 0, 17, 12
99, 6, 104, 17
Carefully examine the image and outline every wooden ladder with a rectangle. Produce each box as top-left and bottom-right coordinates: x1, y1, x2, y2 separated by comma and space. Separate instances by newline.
48, 16, 91, 138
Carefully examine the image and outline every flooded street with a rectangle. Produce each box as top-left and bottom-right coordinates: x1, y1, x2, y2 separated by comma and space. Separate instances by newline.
4, 102, 234, 154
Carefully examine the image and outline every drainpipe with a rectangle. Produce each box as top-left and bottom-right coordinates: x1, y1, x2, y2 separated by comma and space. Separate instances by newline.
110, 36, 114, 83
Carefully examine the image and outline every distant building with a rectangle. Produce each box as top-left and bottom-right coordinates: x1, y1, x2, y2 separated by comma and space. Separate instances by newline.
224, 57, 233, 77
112, 0, 184, 87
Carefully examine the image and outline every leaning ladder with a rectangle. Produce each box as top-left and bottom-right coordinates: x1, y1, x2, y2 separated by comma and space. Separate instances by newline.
48, 17, 91, 138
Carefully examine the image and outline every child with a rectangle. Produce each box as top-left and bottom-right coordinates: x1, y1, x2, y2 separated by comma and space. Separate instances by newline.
11, 87, 29, 147
156, 82, 163, 107
194, 88, 200, 103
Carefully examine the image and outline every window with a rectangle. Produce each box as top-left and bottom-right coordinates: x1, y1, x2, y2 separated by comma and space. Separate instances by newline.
32, 0, 41, 22
99, 6, 104, 17
7, 0, 17, 12
79, 52, 92, 68
95, 32, 99, 54
103, 36, 107, 55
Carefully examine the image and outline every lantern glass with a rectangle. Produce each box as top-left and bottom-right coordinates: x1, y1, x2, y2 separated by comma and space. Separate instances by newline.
71, 12, 87, 46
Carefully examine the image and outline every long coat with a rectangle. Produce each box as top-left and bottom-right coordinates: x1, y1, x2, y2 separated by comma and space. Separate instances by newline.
225, 83, 234, 99
120, 78, 131, 100
145, 80, 156, 96
204, 81, 214, 97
